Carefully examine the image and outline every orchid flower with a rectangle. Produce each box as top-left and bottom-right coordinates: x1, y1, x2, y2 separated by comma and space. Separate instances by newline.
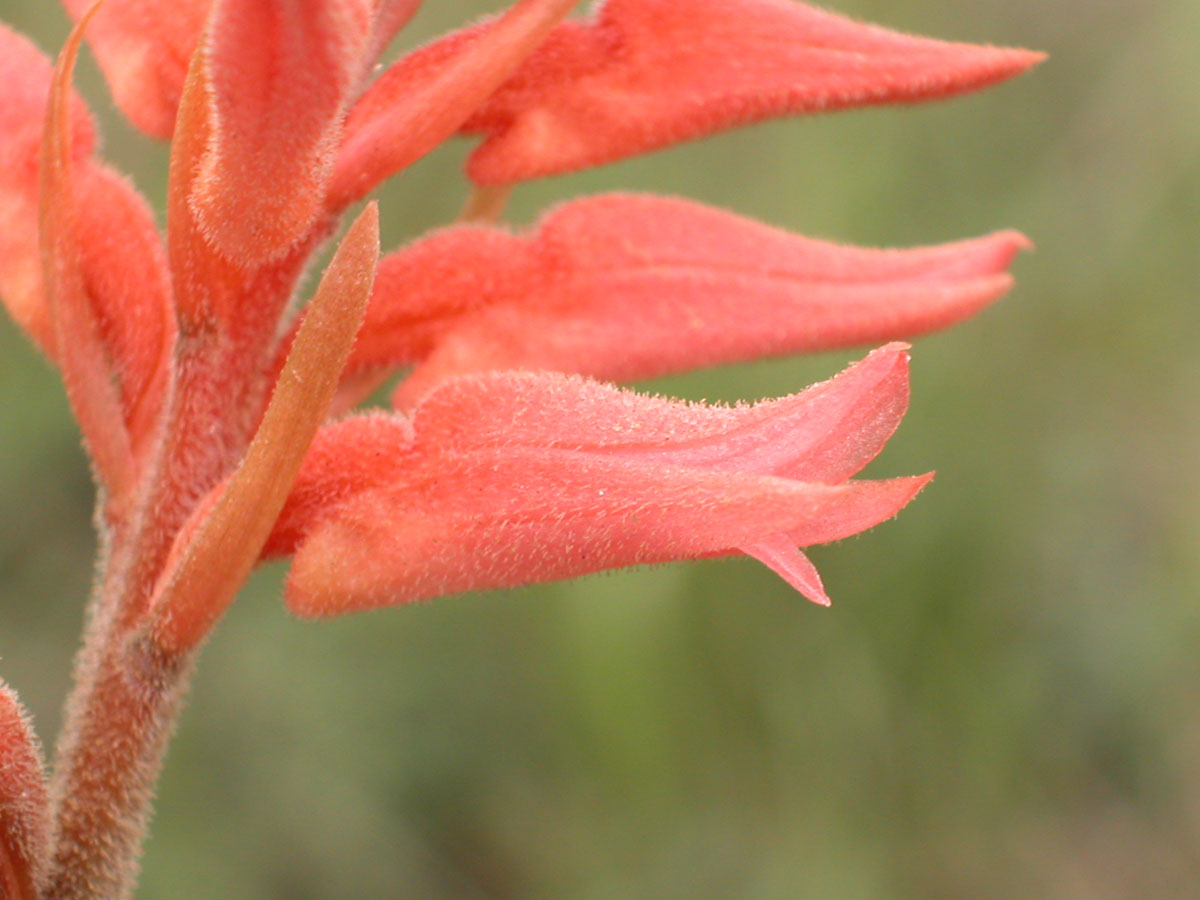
0, 1, 1040, 897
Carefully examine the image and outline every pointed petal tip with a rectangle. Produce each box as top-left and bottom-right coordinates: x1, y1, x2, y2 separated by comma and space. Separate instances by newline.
871, 341, 913, 358
856, 341, 912, 391
1000, 46, 1048, 74
741, 538, 832, 606
360, 199, 381, 234
973, 43, 1046, 70
842, 342, 912, 390
909, 471, 936, 498
929, 229, 1032, 276
990, 228, 1035, 260
927, 42, 1045, 92
1011, 230, 1036, 253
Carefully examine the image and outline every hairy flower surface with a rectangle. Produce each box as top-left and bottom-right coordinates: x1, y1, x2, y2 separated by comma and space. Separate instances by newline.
0, 1, 1040, 896
331, 194, 1031, 409
269, 343, 925, 612
0, 0, 1040, 620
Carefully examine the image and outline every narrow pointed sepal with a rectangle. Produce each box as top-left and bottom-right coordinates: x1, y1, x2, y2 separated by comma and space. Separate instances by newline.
0, 683, 49, 900
40, 10, 136, 503
327, 0, 579, 211
0, 23, 95, 357
145, 204, 380, 655
333, 195, 1026, 407
268, 346, 928, 613
459, 0, 1045, 183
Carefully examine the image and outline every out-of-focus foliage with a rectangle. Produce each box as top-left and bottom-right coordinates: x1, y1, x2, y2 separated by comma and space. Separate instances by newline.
2, 1, 1198, 897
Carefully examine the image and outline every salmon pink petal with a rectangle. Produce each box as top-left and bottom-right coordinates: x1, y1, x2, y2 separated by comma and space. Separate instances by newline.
268, 354, 928, 612
0, 24, 94, 355
59, 0, 212, 138
167, 56, 324, 341
269, 345, 907, 556
462, 0, 1045, 183
345, 225, 532, 370
347, 195, 1026, 407
778, 475, 932, 546
190, 0, 373, 263
0, 683, 49, 900
265, 413, 414, 558
408, 345, 909, 485
327, 0, 579, 211
286, 454, 929, 615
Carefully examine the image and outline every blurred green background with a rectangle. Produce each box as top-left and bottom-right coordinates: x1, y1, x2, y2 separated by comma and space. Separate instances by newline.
3, 1, 1199, 897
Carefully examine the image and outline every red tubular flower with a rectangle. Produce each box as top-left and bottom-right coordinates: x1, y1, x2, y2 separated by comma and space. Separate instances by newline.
326, 193, 1030, 409
269, 345, 927, 613
330, 0, 1043, 201
458, 0, 1044, 183
0, 1, 1041, 895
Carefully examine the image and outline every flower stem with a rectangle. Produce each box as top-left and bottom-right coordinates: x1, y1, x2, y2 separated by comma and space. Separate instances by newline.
42, 614, 194, 900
